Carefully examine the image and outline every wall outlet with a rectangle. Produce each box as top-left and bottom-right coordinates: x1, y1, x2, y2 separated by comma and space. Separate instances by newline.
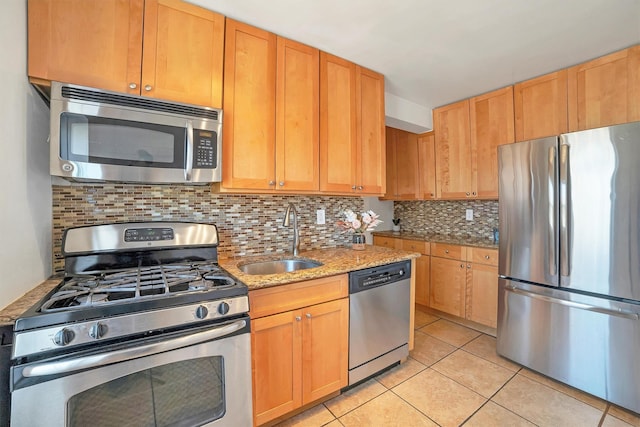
465, 209, 474, 221
316, 209, 326, 225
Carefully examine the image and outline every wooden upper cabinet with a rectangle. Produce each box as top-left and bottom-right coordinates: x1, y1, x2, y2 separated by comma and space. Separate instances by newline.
141, 0, 225, 107
568, 45, 640, 131
320, 52, 358, 193
417, 131, 436, 199
356, 66, 386, 195
384, 127, 419, 199
28, 0, 224, 107
434, 99, 473, 199
222, 20, 277, 190
514, 70, 568, 141
28, 0, 144, 93
384, 128, 398, 198
320, 55, 385, 195
470, 86, 514, 199
276, 38, 320, 192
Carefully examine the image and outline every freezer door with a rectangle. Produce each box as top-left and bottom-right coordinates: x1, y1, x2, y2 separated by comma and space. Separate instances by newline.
498, 136, 559, 286
561, 122, 640, 300
497, 279, 640, 414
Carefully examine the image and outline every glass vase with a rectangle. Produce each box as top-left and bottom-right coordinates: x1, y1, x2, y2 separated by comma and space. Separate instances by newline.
352, 234, 366, 250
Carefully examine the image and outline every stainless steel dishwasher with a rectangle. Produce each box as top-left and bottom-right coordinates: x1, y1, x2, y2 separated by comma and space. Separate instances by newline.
348, 260, 411, 385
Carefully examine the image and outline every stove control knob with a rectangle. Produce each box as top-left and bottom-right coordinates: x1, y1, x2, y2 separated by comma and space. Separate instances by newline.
218, 302, 230, 315
89, 322, 108, 340
53, 328, 75, 346
195, 305, 209, 319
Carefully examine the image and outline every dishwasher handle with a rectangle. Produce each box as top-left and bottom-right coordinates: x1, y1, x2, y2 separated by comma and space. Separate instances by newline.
349, 260, 411, 293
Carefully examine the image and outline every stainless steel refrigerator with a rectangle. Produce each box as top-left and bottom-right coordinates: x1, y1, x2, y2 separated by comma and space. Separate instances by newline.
497, 121, 640, 414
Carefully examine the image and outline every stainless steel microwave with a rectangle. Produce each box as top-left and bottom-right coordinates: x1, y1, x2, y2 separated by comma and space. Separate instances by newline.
49, 82, 222, 184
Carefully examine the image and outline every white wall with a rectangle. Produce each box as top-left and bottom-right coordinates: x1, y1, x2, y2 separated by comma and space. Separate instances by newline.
0, 0, 52, 309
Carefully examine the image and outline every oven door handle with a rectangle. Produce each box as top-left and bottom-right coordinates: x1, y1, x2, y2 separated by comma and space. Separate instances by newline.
22, 319, 247, 378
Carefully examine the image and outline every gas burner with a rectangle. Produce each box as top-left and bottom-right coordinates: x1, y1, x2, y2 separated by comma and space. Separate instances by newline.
39, 262, 239, 313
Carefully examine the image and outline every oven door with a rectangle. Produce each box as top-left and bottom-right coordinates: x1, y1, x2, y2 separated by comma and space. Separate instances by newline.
11, 317, 251, 427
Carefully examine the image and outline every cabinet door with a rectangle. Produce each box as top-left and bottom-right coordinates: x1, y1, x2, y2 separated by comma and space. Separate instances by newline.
417, 131, 437, 199
28, 0, 143, 94
434, 100, 472, 199
568, 45, 640, 131
302, 298, 349, 404
356, 66, 386, 195
514, 70, 568, 141
320, 53, 358, 193
222, 20, 277, 190
466, 263, 498, 328
141, 0, 224, 107
470, 86, 514, 199
251, 310, 302, 426
415, 255, 431, 306
430, 256, 466, 317
275, 38, 320, 191
394, 129, 420, 199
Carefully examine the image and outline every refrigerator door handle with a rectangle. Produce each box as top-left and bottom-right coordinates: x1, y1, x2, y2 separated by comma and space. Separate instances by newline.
548, 146, 557, 277
505, 284, 639, 320
559, 143, 570, 278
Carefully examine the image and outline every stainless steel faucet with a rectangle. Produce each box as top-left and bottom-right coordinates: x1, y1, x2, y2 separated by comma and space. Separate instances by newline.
283, 203, 300, 256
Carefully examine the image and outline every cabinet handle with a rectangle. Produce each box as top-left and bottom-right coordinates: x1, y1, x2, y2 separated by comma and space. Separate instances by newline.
485, 255, 490, 260
279, 181, 284, 187
305, 313, 312, 319
144, 85, 152, 91
268, 180, 275, 186
295, 316, 301, 321
128, 83, 137, 89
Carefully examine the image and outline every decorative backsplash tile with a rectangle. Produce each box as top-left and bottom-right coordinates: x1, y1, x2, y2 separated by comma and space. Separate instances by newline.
52, 185, 364, 272
393, 200, 498, 238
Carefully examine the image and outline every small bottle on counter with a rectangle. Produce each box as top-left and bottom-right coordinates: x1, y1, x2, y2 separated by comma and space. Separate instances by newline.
492, 228, 499, 243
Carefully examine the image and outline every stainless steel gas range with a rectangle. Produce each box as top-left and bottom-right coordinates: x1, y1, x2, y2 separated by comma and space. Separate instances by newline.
10, 222, 252, 427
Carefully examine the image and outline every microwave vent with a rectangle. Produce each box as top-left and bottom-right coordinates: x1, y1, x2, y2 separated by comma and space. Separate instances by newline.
60, 86, 219, 121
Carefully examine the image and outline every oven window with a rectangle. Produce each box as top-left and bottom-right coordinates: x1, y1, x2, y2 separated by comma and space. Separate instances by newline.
60, 113, 186, 168
67, 356, 225, 426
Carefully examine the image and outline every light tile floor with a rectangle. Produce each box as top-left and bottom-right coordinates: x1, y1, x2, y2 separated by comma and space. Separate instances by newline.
275, 305, 640, 427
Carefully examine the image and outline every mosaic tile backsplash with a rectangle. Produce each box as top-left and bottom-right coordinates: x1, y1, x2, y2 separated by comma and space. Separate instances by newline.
52, 185, 364, 272
393, 200, 498, 238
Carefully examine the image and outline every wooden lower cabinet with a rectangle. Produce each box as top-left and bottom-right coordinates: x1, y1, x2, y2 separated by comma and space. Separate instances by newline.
414, 255, 430, 306
250, 276, 349, 426
466, 263, 498, 328
372, 235, 402, 249
429, 255, 467, 317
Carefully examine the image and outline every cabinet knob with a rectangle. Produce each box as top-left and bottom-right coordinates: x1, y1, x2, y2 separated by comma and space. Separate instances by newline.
295, 316, 301, 321
144, 85, 152, 91
460, 264, 464, 268
445, 249, 449, 254
268, 180, 276, 186
279, 181, 284, 187
357, 186, 364, 190
485, 255, 490, 260
306, 313, 312, 319
466, 192, 470, 196
128, 82, 137, 89
467, 264, 471, 269
352, 185, 357, 190
472, 192, 477, 196
430, 193, 434, 197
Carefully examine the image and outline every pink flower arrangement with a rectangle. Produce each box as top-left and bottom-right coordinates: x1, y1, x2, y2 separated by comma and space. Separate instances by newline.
336, 210, 382, 234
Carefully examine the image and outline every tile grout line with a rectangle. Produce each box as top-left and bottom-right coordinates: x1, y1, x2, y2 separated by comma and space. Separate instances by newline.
597, 403, 611, 427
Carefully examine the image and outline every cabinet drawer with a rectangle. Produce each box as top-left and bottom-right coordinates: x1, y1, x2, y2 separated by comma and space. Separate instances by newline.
469, 247, 498, 266
249, 274, 348, 319
373, 236, 401, 249
431, 243, 466, 260
401, 239, 429, 255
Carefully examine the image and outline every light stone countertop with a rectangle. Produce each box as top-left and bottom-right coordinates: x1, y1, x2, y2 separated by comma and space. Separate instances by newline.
219, 245, 420, 290
0, 246, 419, 328
372, 230, 499, 249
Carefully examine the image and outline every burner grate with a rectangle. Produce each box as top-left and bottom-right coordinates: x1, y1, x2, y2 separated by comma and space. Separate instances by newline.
40, 262, 237, 313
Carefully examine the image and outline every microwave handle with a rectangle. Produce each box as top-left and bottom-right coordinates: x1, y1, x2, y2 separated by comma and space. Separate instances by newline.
185, 121, 194, 181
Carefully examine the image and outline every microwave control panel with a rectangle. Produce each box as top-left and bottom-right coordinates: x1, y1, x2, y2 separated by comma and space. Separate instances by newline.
193, 129, 217, 169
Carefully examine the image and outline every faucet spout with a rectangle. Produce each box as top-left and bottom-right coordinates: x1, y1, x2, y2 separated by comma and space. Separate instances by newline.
283, 203, 300, 256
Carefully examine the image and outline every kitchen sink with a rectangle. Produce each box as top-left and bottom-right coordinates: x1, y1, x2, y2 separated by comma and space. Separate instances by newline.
238, 259, 323, 275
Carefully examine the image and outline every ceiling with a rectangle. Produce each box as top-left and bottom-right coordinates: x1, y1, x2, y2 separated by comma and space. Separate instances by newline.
190, 0, 640, 132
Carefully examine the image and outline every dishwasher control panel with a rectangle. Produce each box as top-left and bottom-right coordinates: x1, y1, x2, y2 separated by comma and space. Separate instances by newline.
348, 260, 411, 293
